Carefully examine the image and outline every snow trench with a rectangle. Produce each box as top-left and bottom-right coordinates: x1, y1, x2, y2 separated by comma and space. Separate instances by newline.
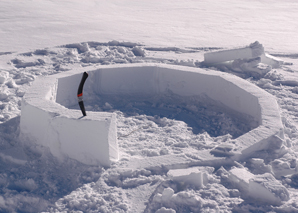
20, 63, 283, 166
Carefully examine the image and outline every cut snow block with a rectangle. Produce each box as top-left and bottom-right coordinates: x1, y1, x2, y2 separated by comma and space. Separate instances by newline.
20, 68, 118, 167
229, 167, 289, 205
167, 167, 214, 188
204, 41, 264, 65
204, 41, 284, 70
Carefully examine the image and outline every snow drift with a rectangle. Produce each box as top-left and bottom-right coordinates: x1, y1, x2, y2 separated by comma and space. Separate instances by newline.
20, 63, 283, 166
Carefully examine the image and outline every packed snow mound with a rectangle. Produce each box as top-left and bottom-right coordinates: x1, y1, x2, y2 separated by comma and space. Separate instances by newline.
20, 63, 283, 166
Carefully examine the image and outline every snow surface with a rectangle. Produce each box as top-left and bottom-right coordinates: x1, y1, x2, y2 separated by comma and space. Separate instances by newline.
1, 1, 298, 212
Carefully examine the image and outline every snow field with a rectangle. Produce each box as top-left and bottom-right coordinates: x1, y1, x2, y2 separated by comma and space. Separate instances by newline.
0, 40, 298, 212
1, 0, 298, 211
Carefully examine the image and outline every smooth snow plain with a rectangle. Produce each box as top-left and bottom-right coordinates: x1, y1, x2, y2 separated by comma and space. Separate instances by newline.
1, 0, 298, 212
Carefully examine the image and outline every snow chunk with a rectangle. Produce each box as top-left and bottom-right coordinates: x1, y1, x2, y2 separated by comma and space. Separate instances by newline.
203, 41, 284, 74
228, 167, 290, 205
64, 42, 90, 53
249, 41, 265, 57
251, 173, 290, 203
261, 53, 284, 68
229, 167, 255, 184
204, 41, 264, 64
231, 57, 272, 76
156, 207, 176, 213
0, 71, 9, 84
162, 187, 175, 202
0, 90, 8, 101
270, 159, 296, 179
153, 187, 203, 208
132, 46, 146, 57
167, 167, 214, 188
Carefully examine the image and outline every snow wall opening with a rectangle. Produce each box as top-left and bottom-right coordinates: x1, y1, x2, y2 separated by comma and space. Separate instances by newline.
20, 63, 283, 166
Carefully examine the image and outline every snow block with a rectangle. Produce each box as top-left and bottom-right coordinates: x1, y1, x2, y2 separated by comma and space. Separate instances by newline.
20, 63, 283, 166
167, 167, 214, 188
204, 41, 264, 65
228, 167, 289, 205
203, 41, 283, 70
20, 68, 118, 166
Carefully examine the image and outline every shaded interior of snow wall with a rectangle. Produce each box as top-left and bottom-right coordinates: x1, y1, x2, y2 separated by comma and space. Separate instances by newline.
56, 65, 261, 125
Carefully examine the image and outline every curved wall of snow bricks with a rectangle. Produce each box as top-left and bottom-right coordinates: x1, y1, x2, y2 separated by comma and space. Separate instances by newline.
20, 63, 283, 166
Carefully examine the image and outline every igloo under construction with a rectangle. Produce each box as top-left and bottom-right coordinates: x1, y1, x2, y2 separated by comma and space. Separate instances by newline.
20, 63, 283, 166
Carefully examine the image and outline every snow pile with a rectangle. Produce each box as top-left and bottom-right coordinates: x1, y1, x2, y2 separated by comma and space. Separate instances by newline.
204, 41, 284, 76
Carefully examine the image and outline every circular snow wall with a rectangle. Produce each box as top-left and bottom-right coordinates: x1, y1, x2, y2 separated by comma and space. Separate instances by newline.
20, 63, 283, 166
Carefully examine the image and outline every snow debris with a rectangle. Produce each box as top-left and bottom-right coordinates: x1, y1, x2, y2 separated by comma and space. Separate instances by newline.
203, 41, 285, 77
219, 167, 290, 205
0, 71, 9, 84
270, 158, 297, 179
64, 42, 90, 53
132, 46, 146, 57
167, 166, 214, 188
153, 188, 203, 212
204, 41, 264, 65
0, 90, 8, 101
155, 207, 176, 213
245, 158, 273, 175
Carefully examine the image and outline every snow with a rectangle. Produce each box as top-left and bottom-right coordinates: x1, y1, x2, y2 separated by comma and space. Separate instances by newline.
1, 0, 298, 54
223, 167, 290, 205
204, 41, 264, 65
204, 41, 285, 76
167, 167, 214, 188
1, 0, 298, 212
